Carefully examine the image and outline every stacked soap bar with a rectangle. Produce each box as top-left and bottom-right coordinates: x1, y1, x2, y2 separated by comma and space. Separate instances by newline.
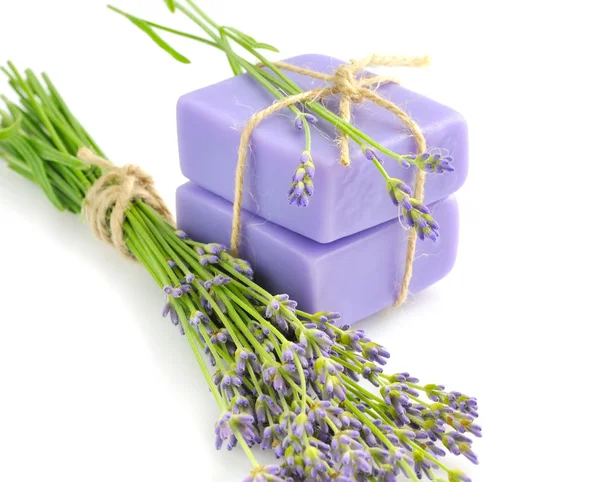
176, 54, 468, 325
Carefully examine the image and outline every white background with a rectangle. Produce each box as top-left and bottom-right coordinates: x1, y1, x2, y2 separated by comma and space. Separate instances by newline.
1, 1, 598, 481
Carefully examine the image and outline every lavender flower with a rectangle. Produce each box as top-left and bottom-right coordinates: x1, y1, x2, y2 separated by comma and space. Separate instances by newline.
264, 294, 298, 331
220, 251, 254, 279
302, 445, 330, 478
386, 178, 413, 208
315, 311, 342, 324
215, 412, 260, 450
363, 148, 378, 162
402, 152, 455, 173
288, 151, 316, 207
294, 113, 318, 130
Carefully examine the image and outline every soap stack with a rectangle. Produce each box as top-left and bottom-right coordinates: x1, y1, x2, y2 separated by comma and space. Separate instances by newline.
176, 54, 468, 325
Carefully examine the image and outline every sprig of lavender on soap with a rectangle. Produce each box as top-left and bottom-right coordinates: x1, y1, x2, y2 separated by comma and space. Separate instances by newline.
1, 64, 479, 481
108, 1, 454, 229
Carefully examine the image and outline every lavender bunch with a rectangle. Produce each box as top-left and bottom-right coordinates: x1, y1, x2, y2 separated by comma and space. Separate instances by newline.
0, 65, 480, 481
109, 1, 455, 236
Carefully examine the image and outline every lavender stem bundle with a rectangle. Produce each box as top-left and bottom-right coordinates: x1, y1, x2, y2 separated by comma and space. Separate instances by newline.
0, 64, 480, 481
109, 1, 453, 242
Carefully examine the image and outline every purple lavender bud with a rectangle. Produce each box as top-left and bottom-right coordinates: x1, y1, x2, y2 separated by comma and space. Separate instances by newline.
292, 167, 307, 182
212, 274, 230, 286
175, 230, 187, 239
273, 373, 285, 392
200, 254, 219, 266
303, 160, 316, 178
162, 302, 171, 318
167, 259, 176, 268
291, 414, 308, 437
297, 192, 310, 207
282, 346, 294, 363
295, 117, 304, 130
418, 152, 456, 174
300, 151, 311, 163
400, 158, 411, 168
363, 148, 376, 161
305, 114, 318, 124
169, 309, 180, 326
466, 423, 482, 438
317, 311, 342, 323
400, 195, 412, 211
304, 178, 314, 196
289, 182, 304, 198
172, 287, 184, 298
163, 286, 172, 295
262, 366, 276, 386
205, 243, 226, 254
189, 313, 200, 327
416, 216, 428, 229
185, 274, 195, 284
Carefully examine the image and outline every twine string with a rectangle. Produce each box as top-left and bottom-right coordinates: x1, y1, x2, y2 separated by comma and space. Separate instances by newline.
231, 55, 430, 307
78, 147, 174, 259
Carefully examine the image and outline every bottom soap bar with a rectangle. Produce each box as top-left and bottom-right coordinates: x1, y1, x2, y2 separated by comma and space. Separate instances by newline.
177, 183, 459, 325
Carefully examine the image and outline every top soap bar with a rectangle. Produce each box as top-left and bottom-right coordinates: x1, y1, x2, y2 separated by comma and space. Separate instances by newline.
177, 54, 468, 243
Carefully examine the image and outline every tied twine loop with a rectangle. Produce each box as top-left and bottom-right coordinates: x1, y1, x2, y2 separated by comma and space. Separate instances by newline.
78, 147, 174, 259
232, 55, 431, 307
332, 63, 366, 103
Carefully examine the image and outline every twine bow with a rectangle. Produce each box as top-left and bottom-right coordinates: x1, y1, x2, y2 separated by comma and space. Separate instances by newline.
232, 55, 431, 307
78, 147, 174, 259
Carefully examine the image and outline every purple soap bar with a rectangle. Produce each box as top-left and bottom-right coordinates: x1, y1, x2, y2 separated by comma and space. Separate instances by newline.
177, 53, 468, 244
177, 182, 459, 325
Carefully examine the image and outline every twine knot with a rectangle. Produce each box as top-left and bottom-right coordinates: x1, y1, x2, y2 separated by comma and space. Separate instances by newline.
332, 64, 365, 103
78, 147, 174, 259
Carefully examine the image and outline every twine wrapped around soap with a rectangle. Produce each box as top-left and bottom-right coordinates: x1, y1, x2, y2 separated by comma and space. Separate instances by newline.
78, 147, 174, 259
231, 55, 430, 307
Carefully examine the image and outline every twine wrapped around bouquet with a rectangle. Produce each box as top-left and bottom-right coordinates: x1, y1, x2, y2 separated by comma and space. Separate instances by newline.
78, 147, 174, 259
231, 55, 430, 307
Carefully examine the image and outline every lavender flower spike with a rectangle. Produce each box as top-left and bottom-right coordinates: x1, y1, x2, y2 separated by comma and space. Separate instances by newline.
405, 152, 455, 173
288, 151, 316, 207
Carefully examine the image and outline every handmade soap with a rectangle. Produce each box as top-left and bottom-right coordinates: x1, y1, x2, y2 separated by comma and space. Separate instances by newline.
177, 183, 459, 325
177, 54, 468, 244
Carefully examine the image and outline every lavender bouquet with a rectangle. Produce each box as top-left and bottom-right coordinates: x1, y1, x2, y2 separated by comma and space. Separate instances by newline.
0, 61, 479, 481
